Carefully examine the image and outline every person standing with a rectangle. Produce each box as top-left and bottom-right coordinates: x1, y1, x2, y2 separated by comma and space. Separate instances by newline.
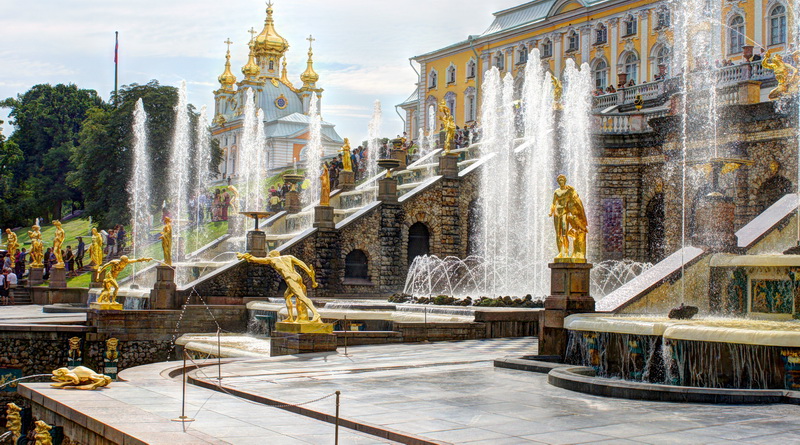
0, 269, 7, 305
15, 248, 26, 277
116, 225, 126, 253
75, 237, 85, 271
43, 247, 52, 280
65, 246, 75, 278
6, 268, 16, 305
106, 229, 116, 257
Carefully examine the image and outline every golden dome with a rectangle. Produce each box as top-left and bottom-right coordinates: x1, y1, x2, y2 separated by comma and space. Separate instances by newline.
254, 3, 289, 57
300, 44, 319, 86
242, 42, 260, 79
218, 41, 237, 88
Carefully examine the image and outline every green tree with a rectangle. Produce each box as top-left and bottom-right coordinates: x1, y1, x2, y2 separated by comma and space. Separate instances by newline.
0, 121, 23, 226
70, 80, 221, 227
1, 84, 104, 225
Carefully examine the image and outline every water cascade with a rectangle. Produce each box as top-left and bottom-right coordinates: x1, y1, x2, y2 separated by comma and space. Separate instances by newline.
167, 80, 192, 262
560, 59, 593, 211
366, 100, 382, 179
237, 88, 267, 233
303, 94, 323, 208
191, 105, 211, 252
129, 98, 152, 283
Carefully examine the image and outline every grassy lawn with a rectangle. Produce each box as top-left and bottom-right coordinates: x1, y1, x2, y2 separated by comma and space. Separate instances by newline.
11, 218, 93, 249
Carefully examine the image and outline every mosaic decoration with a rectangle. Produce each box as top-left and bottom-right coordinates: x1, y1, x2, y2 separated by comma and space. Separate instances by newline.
0, 368, 22, 392
781, 349, 800, 390
725, 268, 747, 314
601, 198, 624, 255
750, 279, 795, 314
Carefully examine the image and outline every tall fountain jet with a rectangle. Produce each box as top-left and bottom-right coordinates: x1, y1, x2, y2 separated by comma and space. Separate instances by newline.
129, 98, 152, 283
561, 59, 594, 233
367, 100, 382, 179
237, 88, 267, 231
192, 105, 212, 252
303, 94, 323, 208
167, 81, 192, 264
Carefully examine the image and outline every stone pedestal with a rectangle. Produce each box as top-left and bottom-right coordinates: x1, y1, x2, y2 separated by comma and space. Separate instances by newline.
27, 267, 44, 286
378, 178, 398, 203
313, 205, 335, 229
270, 331, 337, 356
539, 262, 595, 358
439, 154, 459, 179
391, 149, 407, 169
285, 190, 301, 214
89, 302, 123, 311
693, 192, 736, 252
150, 265, 178, 309
338, 170, 355, 191
738, 80, 762, 105
90, 269, 103, 288
246, 230, 267, 257
49, 267, 67, 288
275, 321, 334, 334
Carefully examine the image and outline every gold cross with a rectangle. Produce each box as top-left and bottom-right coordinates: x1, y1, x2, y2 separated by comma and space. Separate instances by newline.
224, 38, 233, 51
306, 34, 315, 49
266, 1, 273, 8
248, 27, 257, 43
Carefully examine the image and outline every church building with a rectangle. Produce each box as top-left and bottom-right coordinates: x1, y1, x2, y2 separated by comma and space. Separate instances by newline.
211, 3, 344, 180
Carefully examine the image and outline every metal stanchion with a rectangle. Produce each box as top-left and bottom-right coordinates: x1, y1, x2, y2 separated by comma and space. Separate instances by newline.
217, 328, 221, 382
343, 314, 348, 357
172, 350, 195, 423
334, 390, 341, 445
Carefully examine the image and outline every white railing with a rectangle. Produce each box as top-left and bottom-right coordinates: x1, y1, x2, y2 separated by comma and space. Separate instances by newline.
596, 108, 670, 134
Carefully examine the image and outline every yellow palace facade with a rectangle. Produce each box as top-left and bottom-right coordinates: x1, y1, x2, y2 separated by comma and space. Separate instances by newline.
399, 0, 793, 135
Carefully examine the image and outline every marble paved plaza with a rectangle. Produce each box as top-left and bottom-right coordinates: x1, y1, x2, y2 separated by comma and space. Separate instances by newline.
190, 338, 800, 444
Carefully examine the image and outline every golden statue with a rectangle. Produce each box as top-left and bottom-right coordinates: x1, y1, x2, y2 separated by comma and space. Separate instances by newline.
551, 74, 564, 110
34, 420, 53, 445
68, 337, 81, 362
5, 403, 22, 441
762, 50, 800, 100
549, 174, 588, 262
28, 224, 44, 268
95, 275, 117, 307
96, 256, 152, 305
90, 228, 104, 270
52, 220, 65, 269
105, 338, 119, 361
50, 366, 111, 390
4, 228, 17, 267
228, 184, 240, 213
439, 99, 456, 155
320, 165, 331, 206
159, 217, 172, 266
340, 138, 352, 172
237, 251, 328, 330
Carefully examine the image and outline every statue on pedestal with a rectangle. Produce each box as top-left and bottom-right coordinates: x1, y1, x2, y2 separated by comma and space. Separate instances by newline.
160, 217, 172, 266
439, 99, 456, 155
90, 228, 104, 270
52, 220, 65, 269
340, 138, 352, 172
28, 225, 44, 268
549, 175, 588, 262
97, 256, 152, 302
4, 228, 18, 267
237, 251, 322, 323
320, 164, 330, 206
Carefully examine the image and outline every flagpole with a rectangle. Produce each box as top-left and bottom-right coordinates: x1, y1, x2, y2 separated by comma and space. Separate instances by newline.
114, 31, 119, 106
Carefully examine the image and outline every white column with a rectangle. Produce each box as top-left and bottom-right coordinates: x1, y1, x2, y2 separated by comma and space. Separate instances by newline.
754, 0, 764, 47
554, 33, 563, 75
581, 25, 592, 65
610, 18, 620, 83
639, 10, 650, 82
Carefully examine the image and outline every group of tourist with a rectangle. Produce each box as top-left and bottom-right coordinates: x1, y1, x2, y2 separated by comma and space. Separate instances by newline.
0, 266, 18, 305
188, 189, 233, 223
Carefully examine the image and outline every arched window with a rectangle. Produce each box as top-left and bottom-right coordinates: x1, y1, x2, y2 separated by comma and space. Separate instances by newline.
729, 15, 745, 53
624, 53, 639, 84
466, 59, 477, 79
495, 52, 505, 70
656, 46, 670, 77
567, 31, 579, 52
770, 5, 787, 45
624, 15, 638, 36
593, 59, 608, 90
344, 250, 369, 280
447, 65, 456, 84
542, 40, 553, 58
429, 70, 438, 89
268, 59, 274, 70
407, 222, 430, 265
595, 24, 608, 44
518, 46, 528, 64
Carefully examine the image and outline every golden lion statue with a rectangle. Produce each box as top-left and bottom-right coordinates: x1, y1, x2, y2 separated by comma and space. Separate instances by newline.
67, 337, 81, 361
51, 366, 111, 390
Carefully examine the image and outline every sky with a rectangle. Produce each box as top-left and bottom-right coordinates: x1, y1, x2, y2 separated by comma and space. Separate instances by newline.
0, 0, 522, 143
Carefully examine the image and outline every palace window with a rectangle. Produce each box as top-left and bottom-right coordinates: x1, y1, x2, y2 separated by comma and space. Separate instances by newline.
466, 94, 476, 122
518, 46, 528, 64
268, 59, 274, 70
624, 53, 639, 84
770, 5, 787, 45
429, 70, 438, 89
593, 59, 608, 90
542, 40, 553, 58
495, 53, 505, 70
447, 65, 456, 84
729, 15, 745, 53
656, 46, 670, 76
624, 15, 638, 37
466, 59, 476, 79
656, 8, 671, 28
595, 24, 608, 44
567, 31, 579, 52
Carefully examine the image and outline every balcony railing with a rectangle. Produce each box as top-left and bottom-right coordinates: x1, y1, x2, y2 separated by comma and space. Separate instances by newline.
596, 109, 670, 134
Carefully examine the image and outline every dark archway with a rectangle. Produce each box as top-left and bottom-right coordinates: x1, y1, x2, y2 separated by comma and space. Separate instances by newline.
344, 250, 369, 281
407, 222, 430, 265
756, 175, 792, 214
646, 193, 665, 263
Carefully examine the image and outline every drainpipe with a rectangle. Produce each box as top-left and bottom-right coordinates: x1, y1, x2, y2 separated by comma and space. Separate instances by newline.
469, 36, 482, 120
